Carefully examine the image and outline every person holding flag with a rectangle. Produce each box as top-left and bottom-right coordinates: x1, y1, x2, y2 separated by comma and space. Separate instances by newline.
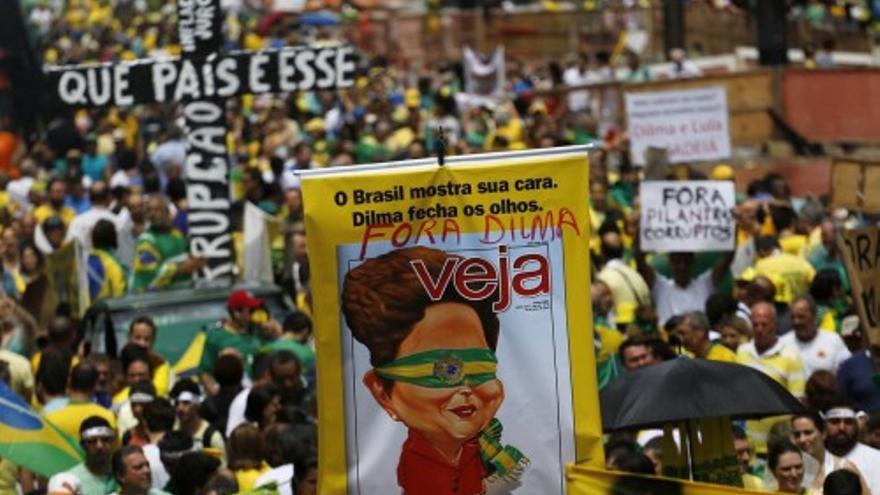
0, 381, 84, 479
87, 219, 127, 302
130, 195, 203, 293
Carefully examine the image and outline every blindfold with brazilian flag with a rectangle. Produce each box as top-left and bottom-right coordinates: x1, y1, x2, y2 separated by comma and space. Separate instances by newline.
301, 146, 603, 494
0, 381, 84, 477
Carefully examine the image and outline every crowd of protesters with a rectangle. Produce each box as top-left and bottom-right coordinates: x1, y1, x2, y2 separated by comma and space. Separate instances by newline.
593, 162, 880, 493
0, 1, 877, 495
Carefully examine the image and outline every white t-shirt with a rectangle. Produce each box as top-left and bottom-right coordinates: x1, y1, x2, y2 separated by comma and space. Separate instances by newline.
653, 270, 714, 326
142, 444, 170, 490
842, 443, 880, 495
225, 387, 251, 437
779, 330, 851, 378
66, 206, 120, 252
255, 464, 294, 495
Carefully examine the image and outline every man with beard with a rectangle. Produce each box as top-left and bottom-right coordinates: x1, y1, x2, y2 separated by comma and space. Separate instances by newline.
824, 400, 880, 495
49, 416, 118, 495
790, 411, 860, 491
169, 380, 225, 459
34, 177, 76, 226
131, 195, 204, 292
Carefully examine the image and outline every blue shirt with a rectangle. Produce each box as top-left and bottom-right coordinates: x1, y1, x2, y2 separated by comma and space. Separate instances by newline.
82, 154, 108, 182
65, 195, 91, 214
837, 351, 880, 413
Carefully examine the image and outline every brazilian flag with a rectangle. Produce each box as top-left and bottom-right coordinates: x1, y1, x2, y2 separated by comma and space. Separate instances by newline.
0, 382, 84, 477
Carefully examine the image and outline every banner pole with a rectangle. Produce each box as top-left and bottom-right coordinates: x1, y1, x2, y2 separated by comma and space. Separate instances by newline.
435, 126, 447, 166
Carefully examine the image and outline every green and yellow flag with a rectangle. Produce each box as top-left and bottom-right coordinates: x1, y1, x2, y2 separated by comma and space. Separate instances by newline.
0, 382, 84, 477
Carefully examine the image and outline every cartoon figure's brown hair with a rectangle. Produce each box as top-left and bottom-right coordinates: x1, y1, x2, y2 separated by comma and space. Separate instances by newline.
342, 246, 500, 368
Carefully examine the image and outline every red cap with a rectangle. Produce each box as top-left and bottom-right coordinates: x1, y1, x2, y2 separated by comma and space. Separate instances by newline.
227, 290, 263, 311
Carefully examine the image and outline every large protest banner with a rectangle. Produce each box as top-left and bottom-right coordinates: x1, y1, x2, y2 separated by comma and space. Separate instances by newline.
640, 181, 736, 252
625, 86, 731, 166
45, 32, 357, 284
45, 45, 357, 108
839, 228, 880, 347
300, 146, 602, 494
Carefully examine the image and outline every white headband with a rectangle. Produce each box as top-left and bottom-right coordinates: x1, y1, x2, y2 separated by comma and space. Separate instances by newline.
129, 392, 155, 404
174, 391, 201, 403
81, 426, 115, 440
824, 408, 857, 420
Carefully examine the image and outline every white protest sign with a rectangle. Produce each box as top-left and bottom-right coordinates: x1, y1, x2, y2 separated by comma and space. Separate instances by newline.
640, 180, 736, 252
625, 86, 731, 166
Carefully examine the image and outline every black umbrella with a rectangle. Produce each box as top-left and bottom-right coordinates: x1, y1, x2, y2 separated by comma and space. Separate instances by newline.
600, 357, 805, 432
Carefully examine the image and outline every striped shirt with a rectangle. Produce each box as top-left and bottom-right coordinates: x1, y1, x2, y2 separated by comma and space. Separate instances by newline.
736, 340, 806, 397
737, 339, 806, 454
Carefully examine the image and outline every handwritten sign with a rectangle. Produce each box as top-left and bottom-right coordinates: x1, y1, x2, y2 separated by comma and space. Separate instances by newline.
640, 181, 736, 252
839, 228, 880, 347
300, 148, 604, 494
625, 87, 731, 166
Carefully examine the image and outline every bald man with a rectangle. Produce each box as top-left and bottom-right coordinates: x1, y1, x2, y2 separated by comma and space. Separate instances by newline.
737, 301, 806, 455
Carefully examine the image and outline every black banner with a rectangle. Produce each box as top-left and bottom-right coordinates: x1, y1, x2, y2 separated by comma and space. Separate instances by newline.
45, 44, 357, 108
179, 0, 231, 283
42, 0, 358, 286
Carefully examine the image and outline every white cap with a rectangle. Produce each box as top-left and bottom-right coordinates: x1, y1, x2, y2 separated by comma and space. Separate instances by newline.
48, 473, 81, 495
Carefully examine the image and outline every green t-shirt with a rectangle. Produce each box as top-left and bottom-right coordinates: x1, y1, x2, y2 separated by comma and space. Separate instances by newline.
198, 325, 275, 376
808, 245, 851, 293
131, 228, 189, 293
67, 463, 117, 495
608, 181, 636, 210
262, 339, 316, 370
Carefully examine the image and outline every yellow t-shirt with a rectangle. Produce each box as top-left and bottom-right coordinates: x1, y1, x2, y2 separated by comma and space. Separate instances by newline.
33, 204, 76, 225
754, 252, 816, 303
0, 459, 18, 493
112, 359, 175, 405
234, 464, 270, 492
30, 351, 80, 376
705, 343, 737, 363
44, 401, 117, 441
779, 234, 808, 258
742, 473, 763, 490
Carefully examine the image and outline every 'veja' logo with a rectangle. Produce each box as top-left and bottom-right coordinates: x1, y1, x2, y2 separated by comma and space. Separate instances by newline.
409, 245, 550, 312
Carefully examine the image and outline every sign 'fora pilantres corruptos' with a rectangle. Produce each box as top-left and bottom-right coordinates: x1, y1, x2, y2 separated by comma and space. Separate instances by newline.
44, 0, 357, 283
640, 180, 736, 253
